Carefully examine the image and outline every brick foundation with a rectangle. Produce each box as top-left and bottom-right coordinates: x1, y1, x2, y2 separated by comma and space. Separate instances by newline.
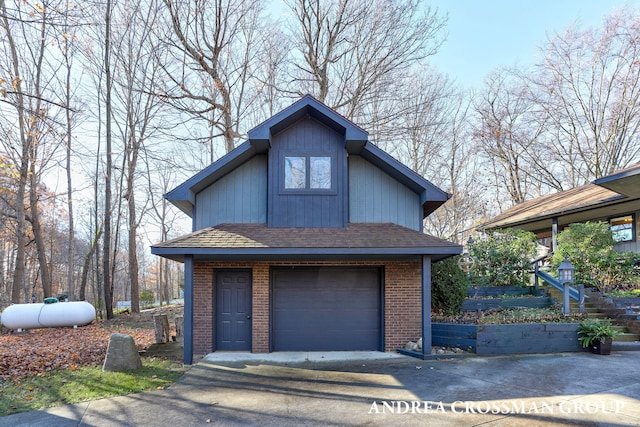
192, 260, 424, 355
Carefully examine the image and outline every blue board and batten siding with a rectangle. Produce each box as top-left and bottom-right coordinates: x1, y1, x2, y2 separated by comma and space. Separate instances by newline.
268, 117, 347, 228
349, 156, 422, 231
194, 156, 267, 230
194, 117, 423, 231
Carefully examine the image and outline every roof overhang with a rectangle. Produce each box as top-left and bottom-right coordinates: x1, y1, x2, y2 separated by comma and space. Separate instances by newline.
151, 223, 462, 263
492, 198, 640, 235
482, 163, 640, 233
594, 164, 640, 198
151, 247, 462, 263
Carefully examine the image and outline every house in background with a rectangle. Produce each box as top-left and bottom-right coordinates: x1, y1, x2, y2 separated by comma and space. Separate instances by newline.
152, 95, 461, 364
481, 164, 640, 254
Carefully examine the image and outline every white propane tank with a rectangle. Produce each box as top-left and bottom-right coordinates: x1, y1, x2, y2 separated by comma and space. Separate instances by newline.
1, 301, 96, 330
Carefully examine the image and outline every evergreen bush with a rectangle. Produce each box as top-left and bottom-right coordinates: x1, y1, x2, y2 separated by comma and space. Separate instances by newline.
432, 256, 468, 315
553, 221, 638, 292
470, 228, 538, 286
140, 291, 155, 308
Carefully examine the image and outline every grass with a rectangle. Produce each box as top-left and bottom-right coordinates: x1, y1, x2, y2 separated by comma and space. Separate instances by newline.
0, 357, 187, 416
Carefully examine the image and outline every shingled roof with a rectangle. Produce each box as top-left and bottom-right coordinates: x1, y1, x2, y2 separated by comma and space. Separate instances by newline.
481, 163, 640, 233
151, 223, 460, 262
481, 184, 624, 230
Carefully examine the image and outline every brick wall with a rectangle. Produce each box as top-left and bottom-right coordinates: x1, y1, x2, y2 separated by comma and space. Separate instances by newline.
384, 261, 423, 350
192, 259, 424, 355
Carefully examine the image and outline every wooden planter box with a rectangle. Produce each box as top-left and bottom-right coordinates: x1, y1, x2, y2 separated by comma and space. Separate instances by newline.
432, 322, 582, 355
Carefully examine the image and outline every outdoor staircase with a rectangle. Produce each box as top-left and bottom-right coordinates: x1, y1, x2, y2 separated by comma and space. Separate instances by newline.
545, 285, 640, 342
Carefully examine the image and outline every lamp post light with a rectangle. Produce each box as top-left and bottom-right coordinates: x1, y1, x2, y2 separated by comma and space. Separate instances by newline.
457, 236, 475, 286
558, 257, 575, 315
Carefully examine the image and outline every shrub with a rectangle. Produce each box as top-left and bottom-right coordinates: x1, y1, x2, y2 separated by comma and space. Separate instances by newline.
470, 229, 538, 287
140, 291, 155, 308
432, 256, 468, 315
552, 221, 638, 293
576, 319, 620, 348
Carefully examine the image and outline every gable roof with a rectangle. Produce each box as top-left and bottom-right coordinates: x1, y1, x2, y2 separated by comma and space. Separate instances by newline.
165, 95, 450, 217
482, 163, 640, 232
151, 222, 461, 262
248, 94, 368, 152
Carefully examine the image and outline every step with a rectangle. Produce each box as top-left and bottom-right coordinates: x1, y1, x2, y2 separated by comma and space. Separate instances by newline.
614, 332, 640, 342
585, 312, 608, 319
542, 286, 640, 338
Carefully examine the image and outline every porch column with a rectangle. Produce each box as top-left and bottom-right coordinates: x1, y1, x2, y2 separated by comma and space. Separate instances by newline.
552, 217, 559, 252
422, 255, 432, 356
183, 255, 194, 365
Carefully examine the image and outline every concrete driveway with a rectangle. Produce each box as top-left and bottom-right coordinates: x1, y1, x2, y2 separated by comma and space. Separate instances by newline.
2, 351, 640, 426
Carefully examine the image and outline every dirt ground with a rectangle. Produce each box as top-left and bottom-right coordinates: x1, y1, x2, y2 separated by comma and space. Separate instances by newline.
0, 304, 184, 382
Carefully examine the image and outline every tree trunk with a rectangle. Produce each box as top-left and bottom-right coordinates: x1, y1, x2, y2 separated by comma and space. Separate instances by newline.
175, 316, 184, 343
127, 174, 140, 313
12, 173, 27, 303
2, 0, 29, 304
29, 164, 52, 297
65, 48, 75, 301
153, 314, 170, 343
103, 0, 114, 319
79, 228, 102, 301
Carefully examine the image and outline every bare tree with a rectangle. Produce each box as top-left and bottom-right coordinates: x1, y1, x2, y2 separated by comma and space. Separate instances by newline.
103, 0, 115, 318
423, 92, 487, 242
0, 0, 29, 302
473, 69, 546, 207
284, 0, 446, 122
144, 153, 181, 306
57, 3, 84, 300
389, 69, 455, 177
531, 10, 640, 185
0, 0, 74, 300
157, 0, 269, 156
110, 0, 164, 312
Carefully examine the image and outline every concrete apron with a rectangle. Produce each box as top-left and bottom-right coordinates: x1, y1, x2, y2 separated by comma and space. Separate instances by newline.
3, 351, 640, 426
201, 350, 407, 363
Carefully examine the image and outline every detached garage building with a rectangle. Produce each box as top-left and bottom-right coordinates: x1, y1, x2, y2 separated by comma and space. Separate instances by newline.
152, 96, 461, 363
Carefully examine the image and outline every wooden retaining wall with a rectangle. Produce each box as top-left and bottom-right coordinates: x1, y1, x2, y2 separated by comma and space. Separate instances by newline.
467, 286, 542, 297
432, 323, 582, 355
461, 297, 553, 311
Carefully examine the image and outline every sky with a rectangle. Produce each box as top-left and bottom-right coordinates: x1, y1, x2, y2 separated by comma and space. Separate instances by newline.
427, 0, 640, 89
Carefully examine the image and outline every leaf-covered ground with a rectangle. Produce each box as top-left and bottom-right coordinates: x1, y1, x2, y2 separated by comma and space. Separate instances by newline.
0, 304, 183, 382
432, 306, 586, 325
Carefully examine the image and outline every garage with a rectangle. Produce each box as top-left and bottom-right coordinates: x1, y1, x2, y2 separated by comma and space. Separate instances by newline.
272, 267, 382, 351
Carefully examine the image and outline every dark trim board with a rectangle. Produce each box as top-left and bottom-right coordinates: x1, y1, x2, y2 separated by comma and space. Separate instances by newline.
152, 246, 461, 262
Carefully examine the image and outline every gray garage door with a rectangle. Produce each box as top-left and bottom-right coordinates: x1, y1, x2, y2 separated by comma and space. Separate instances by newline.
272, 267, 381, 351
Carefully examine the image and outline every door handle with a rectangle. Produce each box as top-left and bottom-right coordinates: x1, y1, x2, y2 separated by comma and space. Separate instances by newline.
247, 315, 252, 319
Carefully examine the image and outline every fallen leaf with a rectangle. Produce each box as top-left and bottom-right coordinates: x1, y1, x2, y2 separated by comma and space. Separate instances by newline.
0, 305, 182, 381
